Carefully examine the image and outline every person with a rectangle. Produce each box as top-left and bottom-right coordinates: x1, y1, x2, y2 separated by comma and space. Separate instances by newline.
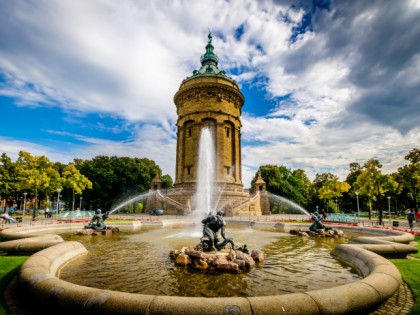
1, 212, 17, 224
85, 209, 109, 230
417, 209, 420, 224
407, 209, 415, 229
45, 208, 51, 218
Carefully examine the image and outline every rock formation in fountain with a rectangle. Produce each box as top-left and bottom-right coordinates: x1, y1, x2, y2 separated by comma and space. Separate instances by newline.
290, 210, 344, 238
170, 210, 265, 273
170, 246, 265, 273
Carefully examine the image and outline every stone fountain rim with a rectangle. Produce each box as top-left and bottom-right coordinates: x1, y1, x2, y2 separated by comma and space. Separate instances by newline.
1, 220, 416, 314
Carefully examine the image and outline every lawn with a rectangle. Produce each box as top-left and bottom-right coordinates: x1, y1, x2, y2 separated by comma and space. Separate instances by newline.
391, 236, 420, 315
0, 256, 28, 315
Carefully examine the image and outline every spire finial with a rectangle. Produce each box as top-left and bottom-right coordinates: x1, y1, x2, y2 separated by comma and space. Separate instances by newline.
201, 31, 218, 67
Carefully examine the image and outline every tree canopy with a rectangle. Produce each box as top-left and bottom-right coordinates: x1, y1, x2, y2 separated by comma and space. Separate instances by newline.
0, 153, 172, 213
0, 147, 418, 215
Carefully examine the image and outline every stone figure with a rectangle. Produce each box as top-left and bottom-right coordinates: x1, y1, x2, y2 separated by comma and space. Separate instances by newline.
309, 209, 328, 232
197, 210, 235, 252
85, 209, 110, 231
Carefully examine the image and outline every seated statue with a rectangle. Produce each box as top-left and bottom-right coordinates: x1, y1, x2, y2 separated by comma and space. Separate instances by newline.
197, 210, 235, 252
309, 209, 331, 232
85, 209, 109, 230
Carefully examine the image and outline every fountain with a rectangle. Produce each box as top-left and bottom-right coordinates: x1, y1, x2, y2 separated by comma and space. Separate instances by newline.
195, 127, 216, 219
268, 192, 311, 215
1, 33, 417, 314
165, 127, 265, 273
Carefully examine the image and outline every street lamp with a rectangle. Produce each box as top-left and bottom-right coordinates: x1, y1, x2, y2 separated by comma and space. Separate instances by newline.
387, 196, 391, 221
355, 192, 360, 222
335, 199, 338, 213
56, 189, 62, 221
23, 193, 27, 217
79, 196, 83, 210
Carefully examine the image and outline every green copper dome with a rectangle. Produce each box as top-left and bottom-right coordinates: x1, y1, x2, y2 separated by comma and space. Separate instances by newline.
182, 32, 236, 84
200, 32, 219, 66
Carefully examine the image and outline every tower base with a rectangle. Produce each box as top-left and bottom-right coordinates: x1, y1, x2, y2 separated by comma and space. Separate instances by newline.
145, 182, 270, 217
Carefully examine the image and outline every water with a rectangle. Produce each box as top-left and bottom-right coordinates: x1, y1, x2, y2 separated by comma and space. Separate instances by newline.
60, 225, 361, 297
108, 192, 150, 215
194, 128, 216, 220
268, 193, 311, 216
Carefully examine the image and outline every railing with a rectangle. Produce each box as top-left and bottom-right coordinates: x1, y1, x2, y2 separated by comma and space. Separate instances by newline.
58, 211, 94, 221
324, 213, 358, 223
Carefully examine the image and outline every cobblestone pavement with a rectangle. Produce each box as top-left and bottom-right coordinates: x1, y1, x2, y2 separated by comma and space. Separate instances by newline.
4, 275, 415, 315
370, 281, 414, 315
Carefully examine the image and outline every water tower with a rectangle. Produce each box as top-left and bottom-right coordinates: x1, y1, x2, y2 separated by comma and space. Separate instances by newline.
147, 33, 269, 216
174, 32, 244, 191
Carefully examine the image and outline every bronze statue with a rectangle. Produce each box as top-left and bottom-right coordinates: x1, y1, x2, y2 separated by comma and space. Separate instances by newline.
197, 210, 235, 252
309, 209, 331, 232
85, 209, 110, 230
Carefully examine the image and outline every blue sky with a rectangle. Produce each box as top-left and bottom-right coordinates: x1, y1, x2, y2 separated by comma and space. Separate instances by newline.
1, 0, 419, 187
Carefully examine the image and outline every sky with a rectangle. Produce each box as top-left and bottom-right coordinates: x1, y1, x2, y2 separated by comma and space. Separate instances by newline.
0, 0, 419, 188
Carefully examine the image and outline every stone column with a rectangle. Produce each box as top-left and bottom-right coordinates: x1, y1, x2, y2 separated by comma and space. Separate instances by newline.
216, 121, 225, 182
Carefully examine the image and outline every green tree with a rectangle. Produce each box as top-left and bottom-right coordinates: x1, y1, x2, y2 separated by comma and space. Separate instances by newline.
15, 151, 61, 220
76, 156, 170, 211
354, 159, 398, 220
343, 162, 362, 211
62, 163, 92, 210
251, 165, 311, 209
315, 173, 350, 213
0, 153, 19, 211
160, 174, 173, 190
397, 148, 420, 209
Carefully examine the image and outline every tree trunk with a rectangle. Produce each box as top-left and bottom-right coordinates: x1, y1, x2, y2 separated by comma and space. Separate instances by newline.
33, 185, 38, 220
72, 189, 75, 211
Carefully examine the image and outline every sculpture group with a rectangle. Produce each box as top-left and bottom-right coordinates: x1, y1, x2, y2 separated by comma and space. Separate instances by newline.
291, 209, 344, 238
197, 210, 237, 252
84, 209, 110, 230
170, 210, 264, 272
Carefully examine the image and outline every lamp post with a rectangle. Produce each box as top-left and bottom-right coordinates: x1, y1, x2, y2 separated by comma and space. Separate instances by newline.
387, 196, 391, 221
79, 196, 83, 210
335, 199, 338, 213
356, 192, 360, 222
23, 193, 27, 217
56, 189, 62, 221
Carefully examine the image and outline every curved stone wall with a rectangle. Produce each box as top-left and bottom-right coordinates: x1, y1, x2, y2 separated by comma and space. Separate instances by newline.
1, 221, 417, 314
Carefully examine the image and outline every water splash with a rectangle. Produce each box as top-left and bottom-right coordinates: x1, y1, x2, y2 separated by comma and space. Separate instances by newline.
108, 192, 150, 215
194, 127, 216, 220
268, 192, 310, 216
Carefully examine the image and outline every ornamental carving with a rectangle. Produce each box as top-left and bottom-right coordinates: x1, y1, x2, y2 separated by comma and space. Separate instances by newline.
175, 86, 243, 109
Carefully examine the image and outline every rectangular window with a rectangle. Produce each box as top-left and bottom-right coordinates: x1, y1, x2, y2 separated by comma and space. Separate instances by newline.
188, 127, 192, 137
187, 166, 191, 175
226, 167, 231, 175
226, 127, 230, 138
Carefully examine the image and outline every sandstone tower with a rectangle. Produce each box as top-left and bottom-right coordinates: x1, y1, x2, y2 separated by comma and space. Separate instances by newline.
174, 32, 244, 191
146, 33, 269, 216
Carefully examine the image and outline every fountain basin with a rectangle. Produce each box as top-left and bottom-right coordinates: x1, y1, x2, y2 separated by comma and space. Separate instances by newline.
1, 220, 416, 314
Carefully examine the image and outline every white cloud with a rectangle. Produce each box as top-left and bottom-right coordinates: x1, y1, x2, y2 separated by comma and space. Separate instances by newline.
0, 0, 419, 190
